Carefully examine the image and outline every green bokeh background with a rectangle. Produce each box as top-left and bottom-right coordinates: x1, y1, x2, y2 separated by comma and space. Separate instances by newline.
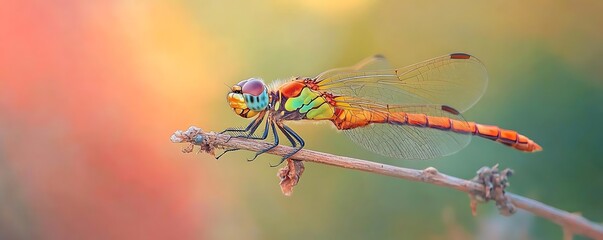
190, 1, 603, 239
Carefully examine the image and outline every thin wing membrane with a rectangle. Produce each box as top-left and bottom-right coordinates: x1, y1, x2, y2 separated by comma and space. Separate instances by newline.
341, 104, 472, 159
316, 53, 488, 113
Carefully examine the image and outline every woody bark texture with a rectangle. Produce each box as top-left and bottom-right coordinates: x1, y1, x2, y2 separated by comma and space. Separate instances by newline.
171, 126, 603, 239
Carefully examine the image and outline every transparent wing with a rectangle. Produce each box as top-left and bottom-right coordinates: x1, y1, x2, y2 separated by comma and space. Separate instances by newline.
341, 104, 472, 159
316, 53, 488, 113
314, 54, 394, 80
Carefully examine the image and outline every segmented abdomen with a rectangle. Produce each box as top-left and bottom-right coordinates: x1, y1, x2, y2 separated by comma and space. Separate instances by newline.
331, 109, 542, 152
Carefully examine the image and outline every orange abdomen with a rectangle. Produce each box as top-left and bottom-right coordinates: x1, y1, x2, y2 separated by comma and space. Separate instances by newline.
453, 121, 541, 152
331, 109, 542, 152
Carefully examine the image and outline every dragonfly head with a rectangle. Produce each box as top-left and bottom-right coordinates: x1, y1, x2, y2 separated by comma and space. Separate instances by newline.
227, 78, 269, 118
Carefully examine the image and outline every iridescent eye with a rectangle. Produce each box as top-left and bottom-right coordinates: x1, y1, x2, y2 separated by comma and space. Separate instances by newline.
236, 80, 248, 87
241, 79, 265, 96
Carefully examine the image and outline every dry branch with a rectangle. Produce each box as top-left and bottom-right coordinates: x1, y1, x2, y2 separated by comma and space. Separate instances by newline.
171, 126, 603, 239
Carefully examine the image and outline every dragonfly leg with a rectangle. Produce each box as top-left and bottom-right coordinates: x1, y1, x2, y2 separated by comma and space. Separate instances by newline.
242, 117, 269, 140
272, 124, 305, 167
216, 118, 270, 159
217, 113, 266, 159
271, 123, 297, 167
215, 148, 240, 159
220, 112, 266, 137
277, 124, 297, 148
248, 121, 279, 162
226, 116, 268, 143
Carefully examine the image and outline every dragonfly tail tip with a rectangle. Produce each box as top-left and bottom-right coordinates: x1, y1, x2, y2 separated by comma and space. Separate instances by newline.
532, 142, 543, 152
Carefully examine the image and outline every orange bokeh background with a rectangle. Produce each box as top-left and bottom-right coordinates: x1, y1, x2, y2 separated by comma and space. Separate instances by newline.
0, 1, 227, 239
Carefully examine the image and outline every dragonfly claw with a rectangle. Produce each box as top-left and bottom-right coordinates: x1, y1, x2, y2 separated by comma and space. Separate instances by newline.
269, 157, 288, 167
216, 148, 241, 160
247, 150, 267, 162
215, 151, 227, 160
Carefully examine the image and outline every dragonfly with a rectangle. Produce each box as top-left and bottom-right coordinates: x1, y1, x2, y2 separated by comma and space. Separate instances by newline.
220, 53, 541, 166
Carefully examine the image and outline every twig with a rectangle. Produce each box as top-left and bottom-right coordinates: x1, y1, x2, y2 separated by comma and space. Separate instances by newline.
171, 127, 603, 239
564, 227, 574, 240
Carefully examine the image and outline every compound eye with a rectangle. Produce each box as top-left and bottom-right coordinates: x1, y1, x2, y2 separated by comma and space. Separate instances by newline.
241, 79, 265, 96
236, 80, 248, 87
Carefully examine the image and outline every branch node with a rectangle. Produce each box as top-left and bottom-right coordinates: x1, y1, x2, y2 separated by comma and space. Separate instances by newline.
171, 126, 216, 155
423, 167, 439, 176
469, 164, 516, 216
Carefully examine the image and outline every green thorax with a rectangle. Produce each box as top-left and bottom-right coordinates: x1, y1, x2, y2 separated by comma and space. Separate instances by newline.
279, 87, 334, 120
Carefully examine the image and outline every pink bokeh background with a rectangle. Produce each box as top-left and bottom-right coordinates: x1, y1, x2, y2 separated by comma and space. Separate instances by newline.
0, 1, 230, 239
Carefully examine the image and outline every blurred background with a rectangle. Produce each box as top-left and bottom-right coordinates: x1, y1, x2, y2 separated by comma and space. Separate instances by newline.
1, 0, 602, 239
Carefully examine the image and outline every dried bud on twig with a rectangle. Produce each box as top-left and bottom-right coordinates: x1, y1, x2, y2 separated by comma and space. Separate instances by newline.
469, 164, 516, 216
277, 159, 305, 196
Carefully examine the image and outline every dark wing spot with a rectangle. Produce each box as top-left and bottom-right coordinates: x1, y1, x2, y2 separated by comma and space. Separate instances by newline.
441, 105, 460, 115
450, 53, 471, 59
373, 54, 386, 59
